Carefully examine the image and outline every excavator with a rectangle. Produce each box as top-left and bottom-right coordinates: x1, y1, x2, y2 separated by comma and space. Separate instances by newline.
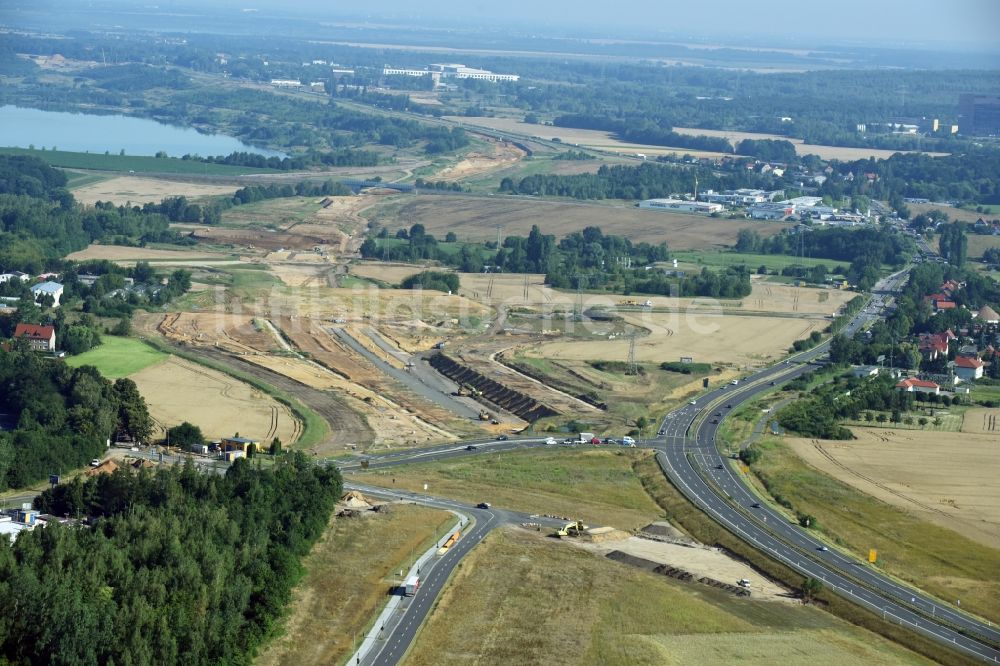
554, 520, 588, 538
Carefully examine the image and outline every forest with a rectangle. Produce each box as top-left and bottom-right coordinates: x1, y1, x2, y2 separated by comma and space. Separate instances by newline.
0, 156, 185, 273
361, 223, 749, 298
0, 455, 342, 665
0, 348, 153, 489
734, 226, 914, 290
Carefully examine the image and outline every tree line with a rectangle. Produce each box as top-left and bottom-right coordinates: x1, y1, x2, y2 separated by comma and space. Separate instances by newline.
0, 348, 154, 489
0, 454, 342, 664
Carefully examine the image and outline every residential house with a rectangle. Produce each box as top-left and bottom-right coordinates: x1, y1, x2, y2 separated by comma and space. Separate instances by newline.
917, 330, 953, 360
30, 281, 63, 307
13, 323, 56, 352
852, 365, 880, 378
923, 293, 956, 312
953, 356, 985, 381
895, 378, 941, 395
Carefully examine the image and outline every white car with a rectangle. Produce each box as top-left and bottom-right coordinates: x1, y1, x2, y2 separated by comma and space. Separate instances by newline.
544, 437, 557, 445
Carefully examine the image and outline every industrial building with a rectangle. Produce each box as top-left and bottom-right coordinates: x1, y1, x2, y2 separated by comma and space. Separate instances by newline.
701, 189, 784, 206
639, 199, 723, 214
958, 94, 1000, 136
382, 63, 519, 84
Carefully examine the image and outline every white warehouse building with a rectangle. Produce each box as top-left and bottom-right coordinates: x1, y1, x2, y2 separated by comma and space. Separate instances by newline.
639, 199, 723, 214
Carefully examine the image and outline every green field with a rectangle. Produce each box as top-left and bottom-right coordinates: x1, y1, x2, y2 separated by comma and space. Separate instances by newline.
65, 336, 167, 378
0, 147, 277, 176
405, 528, 932, 665
673, 250, 849, 272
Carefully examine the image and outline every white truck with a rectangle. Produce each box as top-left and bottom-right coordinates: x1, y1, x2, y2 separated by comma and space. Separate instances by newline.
579, 432, 597, 444
404, 575, 420, 596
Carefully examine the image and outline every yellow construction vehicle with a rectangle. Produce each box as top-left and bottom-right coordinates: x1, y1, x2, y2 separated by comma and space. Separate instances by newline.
555, 520, 588, 538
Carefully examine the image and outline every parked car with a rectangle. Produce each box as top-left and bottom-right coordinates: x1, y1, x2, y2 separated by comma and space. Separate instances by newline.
90, 459, 101, 467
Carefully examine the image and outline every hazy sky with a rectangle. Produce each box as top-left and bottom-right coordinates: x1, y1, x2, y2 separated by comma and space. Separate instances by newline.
285, 0, 1000, 50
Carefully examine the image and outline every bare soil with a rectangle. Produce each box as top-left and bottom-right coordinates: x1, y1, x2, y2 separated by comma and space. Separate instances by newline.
569, 535, 795, 602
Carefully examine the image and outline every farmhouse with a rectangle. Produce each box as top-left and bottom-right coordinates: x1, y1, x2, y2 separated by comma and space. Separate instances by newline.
13, 323, 56, 352
30, 281, 63, 307
895, 378, 941, 395
638, 199, 723, 214
953, 356, 985, 381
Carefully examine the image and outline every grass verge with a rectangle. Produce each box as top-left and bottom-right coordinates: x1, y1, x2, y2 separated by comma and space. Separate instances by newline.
65, 335, 167, 378
141, 336, 329, 448
404, 527, 934, 665
359, 448, 663, 531
634, 456, 978, 665
257, 504, 453, 666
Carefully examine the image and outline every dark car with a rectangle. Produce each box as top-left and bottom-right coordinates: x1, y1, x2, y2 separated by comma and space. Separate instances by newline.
465, 445, 478, 451
769, 381, 776, 386
725, 404, 732, 409
477, 502, 491, 509
658, 428, 666, 435
751, 502, 762, 508
496, 434, 509, 441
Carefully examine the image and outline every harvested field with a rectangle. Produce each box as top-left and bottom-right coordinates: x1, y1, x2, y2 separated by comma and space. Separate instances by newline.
962, 407, 1000, 434
128, 356, 299, 444
66, 244, 230, 262
258, 504, 452, 666
967, 234, 1000, 259
268, 263, 334, 287
787, 427, 1000, 549
907, 203, 986, 225
751, 428, 1000, 623
365, 195, 791, 249
348, 262, 423, 285
71, 175, 239, 205
526, 313, 826, 368
405, 528, 931, 666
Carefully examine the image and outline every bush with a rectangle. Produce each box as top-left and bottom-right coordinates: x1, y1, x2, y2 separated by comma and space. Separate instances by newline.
166, 421, 204, 447
400, 270, 460, 293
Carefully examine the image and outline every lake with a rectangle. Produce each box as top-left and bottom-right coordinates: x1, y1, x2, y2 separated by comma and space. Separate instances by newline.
0, 105, 285, 158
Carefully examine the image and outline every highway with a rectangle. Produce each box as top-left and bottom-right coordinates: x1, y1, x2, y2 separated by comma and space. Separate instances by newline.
653, 269, 1000, 663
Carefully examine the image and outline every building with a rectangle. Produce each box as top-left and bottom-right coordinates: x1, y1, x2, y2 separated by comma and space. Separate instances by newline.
13, 323, 56, 352
852, 365, 880, 378
895, 378, 941, 395
958, 94, 1000, 136
382, 63, 519, 84
0, 271, 30, 284
269, 79, 302, 88
221, 436, 258, 453
638, 199, 723, 214
917, 330, 954, 360
748, 202, 794, 220
30, 281, 63, 307
953, 356, 985, 381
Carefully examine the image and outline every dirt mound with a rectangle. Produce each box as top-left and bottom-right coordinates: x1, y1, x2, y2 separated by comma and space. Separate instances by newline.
341, 491, 372, 509
581, 526, 630, 543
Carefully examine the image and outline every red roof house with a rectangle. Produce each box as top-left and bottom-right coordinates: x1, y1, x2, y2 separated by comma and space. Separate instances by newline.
13, 324, 56, 352
895, 378, 941, 394
954, 356, 985, 381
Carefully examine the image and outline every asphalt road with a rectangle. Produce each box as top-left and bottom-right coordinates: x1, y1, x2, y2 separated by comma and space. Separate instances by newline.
344, 481, 564, 666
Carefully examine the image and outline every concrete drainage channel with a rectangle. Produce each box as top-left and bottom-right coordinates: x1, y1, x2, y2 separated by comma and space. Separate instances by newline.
349, 510, 469, 666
